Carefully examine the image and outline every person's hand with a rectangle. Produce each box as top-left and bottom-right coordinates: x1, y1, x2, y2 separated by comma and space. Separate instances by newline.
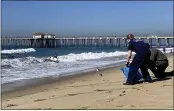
129, 59, 132, 63
125, 61, 130, 66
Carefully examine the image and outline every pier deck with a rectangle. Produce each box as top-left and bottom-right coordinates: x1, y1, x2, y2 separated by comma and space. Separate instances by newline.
1, 36, 173, 48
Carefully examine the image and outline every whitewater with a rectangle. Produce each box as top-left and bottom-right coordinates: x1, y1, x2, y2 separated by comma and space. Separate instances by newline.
1, 48, 36, 54
1, 47, 173, 84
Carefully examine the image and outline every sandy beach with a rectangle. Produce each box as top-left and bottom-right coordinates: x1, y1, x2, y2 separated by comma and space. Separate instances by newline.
1, 55, 173, 109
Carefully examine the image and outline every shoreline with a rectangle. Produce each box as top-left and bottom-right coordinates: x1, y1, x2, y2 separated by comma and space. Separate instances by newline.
2, 53, 173, 95
1, 59, 126, 94
1, 54, 173, 109
2, 64, 126, 100
2, 63, 127, 98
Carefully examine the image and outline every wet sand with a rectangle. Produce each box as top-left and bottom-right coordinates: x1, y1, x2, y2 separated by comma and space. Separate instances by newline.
1, 55, 173, 109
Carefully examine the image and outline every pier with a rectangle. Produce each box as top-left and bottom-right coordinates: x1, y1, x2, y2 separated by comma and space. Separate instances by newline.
1, 37, 173, 49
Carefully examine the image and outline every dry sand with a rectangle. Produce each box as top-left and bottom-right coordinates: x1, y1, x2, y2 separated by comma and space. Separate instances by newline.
1, 55, 173, 109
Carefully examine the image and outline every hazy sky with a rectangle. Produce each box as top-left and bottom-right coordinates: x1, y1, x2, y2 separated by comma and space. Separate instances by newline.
2, 1, 173, 37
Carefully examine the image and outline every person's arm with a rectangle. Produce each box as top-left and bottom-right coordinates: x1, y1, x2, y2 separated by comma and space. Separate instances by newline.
126, 41, 133, 65
150, 49, 157, 62
126, 50, 132, 65
147, 60, 157, 75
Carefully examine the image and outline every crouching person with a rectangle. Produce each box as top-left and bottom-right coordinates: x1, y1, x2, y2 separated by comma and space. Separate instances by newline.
146, 48, 173, 78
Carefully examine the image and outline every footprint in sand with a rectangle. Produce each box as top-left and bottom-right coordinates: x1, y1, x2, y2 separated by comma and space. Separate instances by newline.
132, 87, 140, 91
6, 104, 18, 107
116, 105, 124, 107
127, 105, 135, 108
51, 95, 56, 97
49, 95, 56, 99
54, 87, 59, 90
66, 93, 84, 96
4, 99, 10, 101
119, 90, 126, 96
161, 84, 172, 87
34, 98, 47, 102
107, 98, 114, 102
107, 90, 112, 93
94, 89, 112, 93
119, 94, 126, 96
77, 106, 89, 109
94, 89, 108, 92
122, 91, 126, 93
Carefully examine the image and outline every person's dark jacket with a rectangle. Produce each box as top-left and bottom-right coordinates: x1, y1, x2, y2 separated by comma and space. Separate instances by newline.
149, 48, 168, 66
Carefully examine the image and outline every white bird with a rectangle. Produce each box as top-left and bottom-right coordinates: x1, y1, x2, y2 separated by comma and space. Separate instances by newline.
96, 67, 102, 76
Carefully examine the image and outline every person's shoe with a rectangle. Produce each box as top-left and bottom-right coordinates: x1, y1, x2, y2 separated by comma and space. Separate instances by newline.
123, 82, 135, 85
143, 75, 153, 83
143, 79, 153, 83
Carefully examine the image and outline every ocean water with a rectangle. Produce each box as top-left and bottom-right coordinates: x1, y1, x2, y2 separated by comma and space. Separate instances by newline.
1, 46, 173, 84
1, 47, 128, 84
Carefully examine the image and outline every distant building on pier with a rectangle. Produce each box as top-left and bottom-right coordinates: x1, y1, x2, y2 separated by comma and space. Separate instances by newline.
33, 32, 56, 39
33, 32, 45, 39
44, 33, 56, 38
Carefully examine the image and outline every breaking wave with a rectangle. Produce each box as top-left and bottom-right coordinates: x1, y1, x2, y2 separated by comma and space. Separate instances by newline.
1, 48, 36, 54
